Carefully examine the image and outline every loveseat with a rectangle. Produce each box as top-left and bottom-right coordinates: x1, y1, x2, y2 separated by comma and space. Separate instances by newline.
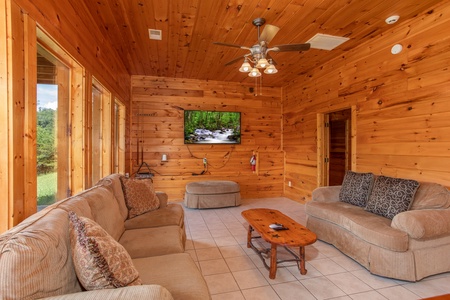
305, 171, 450, 281
0, 173, 211, 300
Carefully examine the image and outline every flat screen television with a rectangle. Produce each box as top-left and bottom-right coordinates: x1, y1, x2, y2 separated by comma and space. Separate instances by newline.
184, 110, 241, 144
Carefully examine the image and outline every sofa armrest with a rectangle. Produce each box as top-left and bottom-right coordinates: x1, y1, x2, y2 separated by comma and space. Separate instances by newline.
311, 186, 342, 202
156, 191, 168, 208
40, 285, 174, 300
391, 209, 450, 239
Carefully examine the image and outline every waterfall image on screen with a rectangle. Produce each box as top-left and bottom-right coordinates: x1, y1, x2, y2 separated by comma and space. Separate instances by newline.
184, 110, 241, 144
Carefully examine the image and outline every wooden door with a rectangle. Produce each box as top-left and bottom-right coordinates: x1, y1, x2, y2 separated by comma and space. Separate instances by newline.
318, 108, 352, 186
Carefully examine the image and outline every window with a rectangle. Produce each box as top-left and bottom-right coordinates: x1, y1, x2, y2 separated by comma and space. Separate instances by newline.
91, 78, 112, 185
114, 99, 126, 174
36, 28, 85, 207
36, 45, 70, 207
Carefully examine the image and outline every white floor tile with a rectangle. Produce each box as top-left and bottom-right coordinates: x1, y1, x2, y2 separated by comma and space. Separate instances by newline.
349, 290, 388, 300
204, 273, 240, 294
183, 198, 450, 300
308, 257, 347, 275
212, 291, 245, 300
272, 281, 316, 300
299, 276, 346, 299
327, 272, 373, 294
241, 286, 281, 300
199, 258, 230, 275
351, 269, 398, 290
377, 285, 421, 300
226, 256, 257, 272
196, 247, 223, 261
233, 269, 269, 290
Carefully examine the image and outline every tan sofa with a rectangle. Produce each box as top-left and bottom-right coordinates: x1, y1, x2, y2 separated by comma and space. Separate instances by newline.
305, 178, 450, 282
0, 174, 211, 300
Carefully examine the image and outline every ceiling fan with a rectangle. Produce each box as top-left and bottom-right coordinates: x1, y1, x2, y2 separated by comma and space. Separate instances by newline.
213, 18, 311, 77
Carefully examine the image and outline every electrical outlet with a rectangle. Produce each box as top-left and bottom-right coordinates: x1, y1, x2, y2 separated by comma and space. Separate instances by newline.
288, 181, 292, 187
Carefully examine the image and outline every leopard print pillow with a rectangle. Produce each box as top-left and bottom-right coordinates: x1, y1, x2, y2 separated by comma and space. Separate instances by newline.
68, 211, 141, 290
120, 177, 160, 219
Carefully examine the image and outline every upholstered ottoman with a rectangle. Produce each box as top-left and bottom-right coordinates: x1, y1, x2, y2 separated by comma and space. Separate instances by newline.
184, 180, 241, 209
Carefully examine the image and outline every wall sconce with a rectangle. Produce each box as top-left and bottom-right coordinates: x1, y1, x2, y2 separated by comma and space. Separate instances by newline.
161, 154, 168, 162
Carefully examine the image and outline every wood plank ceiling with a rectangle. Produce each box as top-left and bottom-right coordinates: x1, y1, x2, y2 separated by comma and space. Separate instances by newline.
75, 0, 444, 87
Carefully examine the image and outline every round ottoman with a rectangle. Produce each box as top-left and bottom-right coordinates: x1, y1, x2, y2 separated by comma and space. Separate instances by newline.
184, 180, 241, 209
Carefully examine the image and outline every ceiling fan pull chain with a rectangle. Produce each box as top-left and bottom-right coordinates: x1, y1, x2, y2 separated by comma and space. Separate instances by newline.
260, 75, 263, 96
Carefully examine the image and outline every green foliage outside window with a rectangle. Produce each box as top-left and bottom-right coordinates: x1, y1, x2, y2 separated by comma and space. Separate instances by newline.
37, 108, 56, 175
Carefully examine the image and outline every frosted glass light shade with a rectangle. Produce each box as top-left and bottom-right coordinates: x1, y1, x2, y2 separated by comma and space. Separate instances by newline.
248, 68, 261, 77
239, 61, 252, 72
264, 64, 278, 74
256, 58, 269, 68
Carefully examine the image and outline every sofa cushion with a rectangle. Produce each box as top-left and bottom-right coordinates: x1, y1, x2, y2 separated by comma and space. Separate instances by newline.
339, 171, 374, 207
119, 226, 185, 258
97, 174, 129, 221
124, 203, 185, 230
0, 208, 82, 299
40, 285, 175, 300
365, 176, 420, 219
410, 181, 450, 210
133, 253, 211, 300
120, 177, 160, 219
68, 211, 141, 290
392, 209, 450, 239
305, 201, 408, 251
77, 185, 125, 241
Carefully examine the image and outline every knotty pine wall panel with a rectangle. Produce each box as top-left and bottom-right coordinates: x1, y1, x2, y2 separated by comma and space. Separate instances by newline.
131, 76, 283, 201
282, 1, 450, 203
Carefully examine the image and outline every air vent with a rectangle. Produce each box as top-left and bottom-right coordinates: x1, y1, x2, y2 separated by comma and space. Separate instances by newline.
306, 33, 350, 50
149, 29, 162, 40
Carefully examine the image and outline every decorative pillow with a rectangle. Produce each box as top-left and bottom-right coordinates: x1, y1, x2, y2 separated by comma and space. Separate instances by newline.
365, 176, 420, 219
120, 177, 160, 219
339, 171, 375, 207
68, 211, 141, 290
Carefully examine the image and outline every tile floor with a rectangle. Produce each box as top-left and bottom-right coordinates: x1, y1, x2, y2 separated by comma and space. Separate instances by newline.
182, 197, 450, 300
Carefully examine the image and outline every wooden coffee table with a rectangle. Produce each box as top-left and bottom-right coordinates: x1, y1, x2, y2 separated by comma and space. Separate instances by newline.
241, 208, 317, 279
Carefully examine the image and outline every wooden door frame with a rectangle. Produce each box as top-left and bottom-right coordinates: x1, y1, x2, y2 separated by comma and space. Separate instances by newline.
317, 106, 357, 187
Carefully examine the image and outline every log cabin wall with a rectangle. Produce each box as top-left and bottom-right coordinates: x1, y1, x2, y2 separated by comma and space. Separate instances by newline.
1, 0, 131, 230
12, 0, 131, 101
130, 76, 283, 200
283, 1, 450, 203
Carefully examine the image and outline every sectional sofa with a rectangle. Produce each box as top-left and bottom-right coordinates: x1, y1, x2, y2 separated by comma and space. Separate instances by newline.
305, 172, 450, 281
0, 173, 211, 300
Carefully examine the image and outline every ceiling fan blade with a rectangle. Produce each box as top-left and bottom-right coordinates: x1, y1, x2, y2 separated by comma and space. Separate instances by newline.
224, 55, 248, 66
270, 43, 311, 52
213, 42, 250, 50
266, 53, 277, 66
259, 24, 280, 44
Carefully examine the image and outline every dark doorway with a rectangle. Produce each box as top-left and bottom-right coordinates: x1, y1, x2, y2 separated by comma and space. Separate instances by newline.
324, 109, 352, 186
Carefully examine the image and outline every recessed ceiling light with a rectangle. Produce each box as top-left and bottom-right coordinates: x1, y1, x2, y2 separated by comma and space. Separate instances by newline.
385, 15, 400, 25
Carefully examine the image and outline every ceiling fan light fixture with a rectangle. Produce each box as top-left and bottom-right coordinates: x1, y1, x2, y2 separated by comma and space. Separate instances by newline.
239, 60, 252, 72
264, 64, 278, 74
256, 58, 269, 68
248, 68, 261, 77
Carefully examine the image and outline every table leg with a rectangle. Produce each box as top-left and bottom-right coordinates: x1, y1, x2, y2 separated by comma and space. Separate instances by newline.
299, 246, 307, 275
269, 243, 277, 279
246, 225, 252, 248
